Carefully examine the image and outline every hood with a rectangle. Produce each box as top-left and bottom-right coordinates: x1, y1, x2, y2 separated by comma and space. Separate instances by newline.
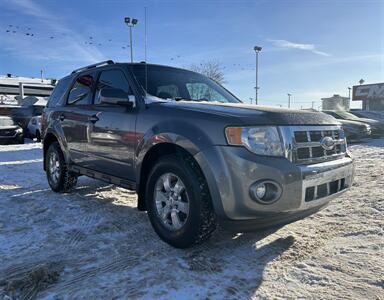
338, 119, 369, 127
0, 125, 20, 130
351, 117, 381, 126
155, 101, 340, 126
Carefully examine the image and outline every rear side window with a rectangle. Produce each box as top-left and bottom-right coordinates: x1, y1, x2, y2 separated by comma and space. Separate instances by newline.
47, 76, 71, 107
94, 69, 131, 104
67, 73, 96, 105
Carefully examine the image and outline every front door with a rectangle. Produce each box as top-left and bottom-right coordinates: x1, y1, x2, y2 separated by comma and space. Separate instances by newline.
85, 68, 137, 180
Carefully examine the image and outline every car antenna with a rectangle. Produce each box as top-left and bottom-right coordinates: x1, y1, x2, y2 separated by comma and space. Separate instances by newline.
144, 6, 148, 92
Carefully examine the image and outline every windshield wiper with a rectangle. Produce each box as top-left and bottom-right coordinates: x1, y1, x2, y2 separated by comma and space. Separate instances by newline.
174, 97, 204, 102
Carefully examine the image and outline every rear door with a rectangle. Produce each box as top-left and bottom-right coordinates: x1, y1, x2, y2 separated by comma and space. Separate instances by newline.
85, 68, 137, 180
59, 71, 98, 165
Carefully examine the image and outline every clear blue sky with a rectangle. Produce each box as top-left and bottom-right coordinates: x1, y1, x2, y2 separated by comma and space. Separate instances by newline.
1, 0, 383, 108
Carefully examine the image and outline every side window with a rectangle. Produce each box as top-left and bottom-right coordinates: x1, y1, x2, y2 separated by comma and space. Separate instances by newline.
67, 73, 96, 105
47, 76, 71, 107
94, 69, 131, 104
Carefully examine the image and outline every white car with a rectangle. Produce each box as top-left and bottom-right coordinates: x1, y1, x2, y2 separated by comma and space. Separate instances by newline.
27, 115, 42, 142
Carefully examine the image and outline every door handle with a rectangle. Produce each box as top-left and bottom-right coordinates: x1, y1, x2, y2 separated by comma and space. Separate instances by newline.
89, 114, 99, 123
59, 114, 65, 121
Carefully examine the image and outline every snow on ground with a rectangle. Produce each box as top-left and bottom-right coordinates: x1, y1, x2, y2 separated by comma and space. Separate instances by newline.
0, 140, 383, 299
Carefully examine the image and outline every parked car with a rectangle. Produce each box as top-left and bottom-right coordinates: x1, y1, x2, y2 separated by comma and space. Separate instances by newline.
349, 110, 384, 122
323, 110, 384, 137
338, 119, 371, 141
42, 61, 355, 248
0, 116, 24, 144
27, 115, 42, 141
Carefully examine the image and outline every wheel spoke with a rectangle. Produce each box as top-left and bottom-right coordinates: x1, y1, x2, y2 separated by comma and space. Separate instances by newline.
161, 205, 171, 220
162, 174, 172, 192
173, 179, 185, 196
155, 191, 168, 210
170, 210, 182, 229
175, 201, 189, 214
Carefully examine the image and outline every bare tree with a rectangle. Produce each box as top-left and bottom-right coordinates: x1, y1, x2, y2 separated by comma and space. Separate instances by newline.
188, 61, 226, 85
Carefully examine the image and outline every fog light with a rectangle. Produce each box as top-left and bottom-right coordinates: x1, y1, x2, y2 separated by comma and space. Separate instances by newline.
249, 180, 282, 204
255, 183, 266, 199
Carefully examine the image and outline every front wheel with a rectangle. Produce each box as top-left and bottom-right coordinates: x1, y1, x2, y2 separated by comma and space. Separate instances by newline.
146, 155, 217, 248
46, 142, 77, 193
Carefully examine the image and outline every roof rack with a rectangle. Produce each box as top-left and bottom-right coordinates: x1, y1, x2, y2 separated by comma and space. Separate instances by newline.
71, 60, 115, 74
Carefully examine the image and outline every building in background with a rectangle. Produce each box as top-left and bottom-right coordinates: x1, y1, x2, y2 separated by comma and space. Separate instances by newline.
0, 74, 55, 105
0, 74, 55, 129
321, 94, 350, 111
352, 82, 384, 111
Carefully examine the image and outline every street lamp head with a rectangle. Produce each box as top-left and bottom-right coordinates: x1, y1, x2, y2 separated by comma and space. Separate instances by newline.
132, 18, 138, 25
124, 17, 131, 24
254, 46, 262, 52
287, 93, 291, 96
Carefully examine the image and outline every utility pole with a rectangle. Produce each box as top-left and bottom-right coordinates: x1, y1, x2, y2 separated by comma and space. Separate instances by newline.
348, 87, 351, 110
249, 97, 253, 105
311, 101, 315, 109
124, 17, 138, 63
254, 46, 262, 105
287, 93, 291, 108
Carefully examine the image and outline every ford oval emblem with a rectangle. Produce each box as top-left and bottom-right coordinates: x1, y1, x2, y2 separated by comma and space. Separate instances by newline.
320, 136, 335, 151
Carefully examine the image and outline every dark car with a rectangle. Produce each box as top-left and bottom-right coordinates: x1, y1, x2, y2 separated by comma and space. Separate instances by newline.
0, 116, 24, 144
42, 61, 354, 248
338, 119, 371, 141
323, 110, 384, 137
349, 110, 384, 122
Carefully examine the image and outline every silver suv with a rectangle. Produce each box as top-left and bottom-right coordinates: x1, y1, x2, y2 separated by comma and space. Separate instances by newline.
42, 61, 355, 248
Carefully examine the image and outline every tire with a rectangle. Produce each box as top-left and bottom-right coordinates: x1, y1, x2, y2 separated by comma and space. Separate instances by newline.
36, 130, 41, 142
46, 141, 77, 193
145, 154, 217, 248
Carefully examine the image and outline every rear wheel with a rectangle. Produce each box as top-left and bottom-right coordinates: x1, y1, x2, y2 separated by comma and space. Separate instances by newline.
145, 155, 217, 248
46, 142, 77, 193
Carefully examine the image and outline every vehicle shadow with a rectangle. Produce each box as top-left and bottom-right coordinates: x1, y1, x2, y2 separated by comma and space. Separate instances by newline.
55, 177, 295, 299
1, 176, 295, 299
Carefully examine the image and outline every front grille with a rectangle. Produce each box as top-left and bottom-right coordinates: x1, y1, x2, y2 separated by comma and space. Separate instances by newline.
305, 178, 348, 202
292, 127, 346, 164
0, 129, 15, 137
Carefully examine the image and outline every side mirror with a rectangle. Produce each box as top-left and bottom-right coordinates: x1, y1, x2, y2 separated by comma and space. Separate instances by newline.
99, 88, 135, 108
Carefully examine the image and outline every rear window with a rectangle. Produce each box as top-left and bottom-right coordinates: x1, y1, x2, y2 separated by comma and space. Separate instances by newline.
67, 73, 96, 105
47, 76, 71, 107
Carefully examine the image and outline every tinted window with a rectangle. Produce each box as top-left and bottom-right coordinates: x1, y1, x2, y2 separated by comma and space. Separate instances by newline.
48, 76, 71, 107
67, 73, 96, 105
130, 65, 240, 103
94, 69, 131, 104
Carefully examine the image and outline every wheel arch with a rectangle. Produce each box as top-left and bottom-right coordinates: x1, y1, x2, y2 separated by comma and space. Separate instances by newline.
136, 142, 208, 212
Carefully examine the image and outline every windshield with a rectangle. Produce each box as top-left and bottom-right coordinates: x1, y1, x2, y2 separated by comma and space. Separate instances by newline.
0, 117, 15, 126
335, 111, 360, 120
130, 65, 241, 103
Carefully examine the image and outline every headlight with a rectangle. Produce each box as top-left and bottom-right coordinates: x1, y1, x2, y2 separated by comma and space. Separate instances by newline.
15, 128, 23, 133
225, 126, 284, 156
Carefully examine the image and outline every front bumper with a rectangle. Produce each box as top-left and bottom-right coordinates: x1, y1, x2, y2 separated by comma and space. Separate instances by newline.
195, 146, 354, 229
0, 133, 23, 144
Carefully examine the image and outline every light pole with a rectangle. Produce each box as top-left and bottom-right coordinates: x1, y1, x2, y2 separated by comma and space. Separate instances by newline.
249, 97, 253, 104
287, 93, 291, 108
254, 46, 262, 105
348, 87, 351, 110
124, 17, 138, 63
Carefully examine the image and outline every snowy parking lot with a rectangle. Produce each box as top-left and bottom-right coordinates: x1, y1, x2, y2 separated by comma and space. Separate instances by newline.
0, 140, 383, 299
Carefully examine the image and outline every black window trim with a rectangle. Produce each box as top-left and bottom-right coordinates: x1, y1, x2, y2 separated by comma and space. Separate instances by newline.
92, 67, 132, 106
65, 70, 99, 107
